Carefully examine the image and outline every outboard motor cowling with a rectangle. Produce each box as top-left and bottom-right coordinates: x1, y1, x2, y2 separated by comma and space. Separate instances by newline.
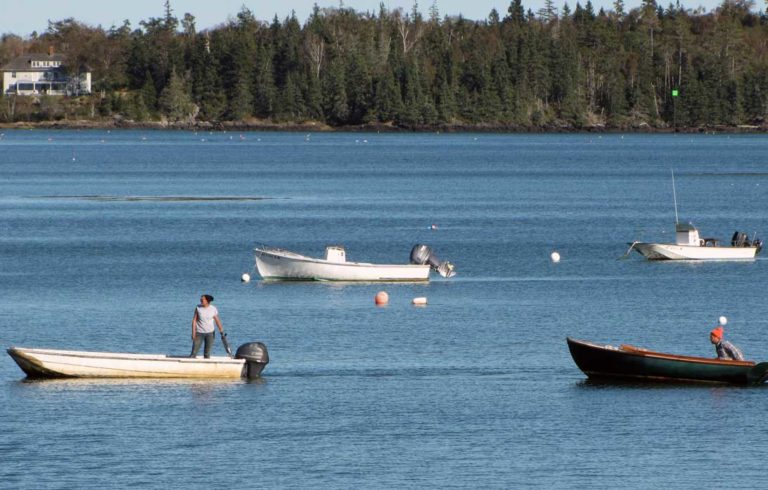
410, 244, 456, 278
732, 231, 751, 247
235, 342, 269, 379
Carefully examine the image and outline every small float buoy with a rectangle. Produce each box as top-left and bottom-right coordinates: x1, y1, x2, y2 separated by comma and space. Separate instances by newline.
241, 273, 251, 283
719, 316, 728, 326
375, 291, 389, 305
550, 251, 561, 263
430, 224, 438, 230
412, 297, 427, 306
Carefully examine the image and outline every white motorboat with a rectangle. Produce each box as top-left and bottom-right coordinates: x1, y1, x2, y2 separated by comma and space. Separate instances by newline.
7, 342, 268, 379
628, 171, 761, 261
254, 244, 455, 282
629, 223, 762, 260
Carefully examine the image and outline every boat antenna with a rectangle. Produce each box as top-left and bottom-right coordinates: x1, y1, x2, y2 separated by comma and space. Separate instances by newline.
671, 169, 679, 225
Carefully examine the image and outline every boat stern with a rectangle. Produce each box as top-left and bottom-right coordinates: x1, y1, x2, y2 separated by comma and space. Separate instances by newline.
235, 342, 269, 378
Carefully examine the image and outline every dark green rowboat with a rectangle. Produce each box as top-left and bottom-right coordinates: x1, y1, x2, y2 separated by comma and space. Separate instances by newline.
567, 337, 768, 385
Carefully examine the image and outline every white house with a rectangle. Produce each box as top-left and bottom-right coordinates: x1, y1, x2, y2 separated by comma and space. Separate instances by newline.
1, 49, 91, 96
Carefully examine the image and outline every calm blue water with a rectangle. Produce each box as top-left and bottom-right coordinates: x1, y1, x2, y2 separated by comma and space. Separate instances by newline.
2, 130, 768, 488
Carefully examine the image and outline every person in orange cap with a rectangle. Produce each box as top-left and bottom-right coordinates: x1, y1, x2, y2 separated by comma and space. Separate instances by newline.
710, 326, 744, 361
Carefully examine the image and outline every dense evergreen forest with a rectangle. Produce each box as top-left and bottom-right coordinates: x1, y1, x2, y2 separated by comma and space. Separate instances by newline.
2, 0, 768, 129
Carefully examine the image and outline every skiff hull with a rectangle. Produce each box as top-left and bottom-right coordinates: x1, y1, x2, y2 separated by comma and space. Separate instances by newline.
633, 242, 758, 260
255, 248, 430, 282
7, 347, 263, 379
567, 337, 768, 385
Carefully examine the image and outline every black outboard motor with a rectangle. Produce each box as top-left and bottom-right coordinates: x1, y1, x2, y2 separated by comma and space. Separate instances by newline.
732, 231, 748, 247
410, 244, 456, 278
235, 342, 269, 379
731, 231, 762, 253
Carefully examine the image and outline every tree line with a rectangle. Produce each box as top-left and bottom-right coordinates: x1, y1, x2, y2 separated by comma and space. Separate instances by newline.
1, 0, 768, 129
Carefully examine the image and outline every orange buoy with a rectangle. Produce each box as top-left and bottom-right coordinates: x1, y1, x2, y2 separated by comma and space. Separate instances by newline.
375, 291, 389, 305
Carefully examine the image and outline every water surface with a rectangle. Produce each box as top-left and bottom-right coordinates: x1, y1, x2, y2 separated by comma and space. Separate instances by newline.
2, 130, 768, 487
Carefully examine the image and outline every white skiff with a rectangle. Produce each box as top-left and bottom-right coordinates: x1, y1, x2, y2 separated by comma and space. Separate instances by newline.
629, 172, 762, 261
255, 245, 450, 282
7, 343, 268, 379
630, 223, 761, 261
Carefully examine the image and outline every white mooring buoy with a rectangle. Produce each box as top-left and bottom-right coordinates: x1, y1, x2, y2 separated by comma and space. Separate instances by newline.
241, 273, 251, 283
550, 251, 561, 263
719, 316, 728, 326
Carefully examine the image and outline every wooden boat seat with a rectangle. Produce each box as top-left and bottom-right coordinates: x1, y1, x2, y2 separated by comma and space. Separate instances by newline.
620, 344, 647, 353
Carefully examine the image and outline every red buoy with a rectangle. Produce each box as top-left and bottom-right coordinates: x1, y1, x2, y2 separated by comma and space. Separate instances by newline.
375, 291, 389, 305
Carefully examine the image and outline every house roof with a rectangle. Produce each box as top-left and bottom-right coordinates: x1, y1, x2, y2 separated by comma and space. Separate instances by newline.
1, 54, 67, 72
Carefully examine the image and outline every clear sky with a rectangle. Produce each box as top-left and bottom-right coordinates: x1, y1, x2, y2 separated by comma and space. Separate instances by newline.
0, 0, 735, 36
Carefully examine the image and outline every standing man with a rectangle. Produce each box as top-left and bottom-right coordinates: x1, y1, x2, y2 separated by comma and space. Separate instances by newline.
190, 294, 225, 359
710, 326, 744, 361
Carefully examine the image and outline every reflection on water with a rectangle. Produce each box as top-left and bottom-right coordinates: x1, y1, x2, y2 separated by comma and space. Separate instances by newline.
3, 131, 768, 487
17, 377, 250, 388
574, 378, 765, 390
39, 195, 273, 202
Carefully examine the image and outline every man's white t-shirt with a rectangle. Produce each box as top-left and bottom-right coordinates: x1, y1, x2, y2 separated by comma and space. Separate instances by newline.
195, 305, 219, 334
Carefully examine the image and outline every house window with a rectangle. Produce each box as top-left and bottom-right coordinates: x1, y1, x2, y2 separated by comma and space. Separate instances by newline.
11, 71, 16, 78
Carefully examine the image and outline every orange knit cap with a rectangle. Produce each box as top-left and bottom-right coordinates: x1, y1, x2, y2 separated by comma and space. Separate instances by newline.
711, 326, 724, 340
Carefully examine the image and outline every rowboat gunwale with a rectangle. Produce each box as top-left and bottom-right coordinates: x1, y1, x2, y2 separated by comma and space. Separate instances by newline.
8, 347, 246, 363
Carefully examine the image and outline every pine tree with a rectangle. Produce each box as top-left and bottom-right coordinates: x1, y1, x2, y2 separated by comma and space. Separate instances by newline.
507, 0, 527, 24
159, 68, 195, 121
372, 68, 403, 122
141, 70, 158, 112
228, 73, 254, 120
323, 57, 349, 124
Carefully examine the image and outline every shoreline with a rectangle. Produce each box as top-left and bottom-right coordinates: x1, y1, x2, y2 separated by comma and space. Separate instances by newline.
0, 118, 766, 133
